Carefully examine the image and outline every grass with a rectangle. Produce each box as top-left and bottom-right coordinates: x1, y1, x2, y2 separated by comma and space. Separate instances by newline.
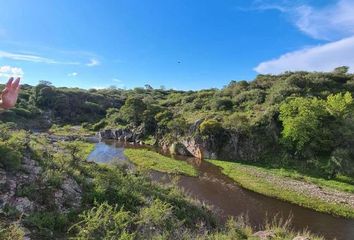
252, 157, 354, 194
142, 135, 156, 145
49, 124, 94, 136
266, 167, 354, 193
124, 149, 198, 176
207, 159, 354, 219
0, 220, 25, 240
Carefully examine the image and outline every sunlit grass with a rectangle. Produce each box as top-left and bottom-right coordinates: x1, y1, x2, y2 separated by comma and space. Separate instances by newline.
124, 149, 198, 176
49, 124, 94, 136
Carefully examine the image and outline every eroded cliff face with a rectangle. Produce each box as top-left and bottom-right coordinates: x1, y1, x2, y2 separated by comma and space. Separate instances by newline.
178, 130, 277, 161
99, 118, 280, 162
159, 120, 280, 161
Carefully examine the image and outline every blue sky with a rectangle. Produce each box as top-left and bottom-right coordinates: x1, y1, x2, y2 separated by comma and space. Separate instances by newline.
0, 0, 354, 90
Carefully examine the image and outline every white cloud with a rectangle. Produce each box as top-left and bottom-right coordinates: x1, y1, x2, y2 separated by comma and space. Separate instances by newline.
91, 86, 107, 90
293, 0, 354, 40
0, 50, 80, 65
254, 35, 354, 74
68, 72, 78, 77
86, 58, 100, 67
254, 0, 354, 40
0, 65, 24, 79
113, 78, 122, 83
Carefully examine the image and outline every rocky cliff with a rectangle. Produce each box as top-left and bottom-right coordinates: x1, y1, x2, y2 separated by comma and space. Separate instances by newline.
98, 127, 146, 144
99, 118, 280, 161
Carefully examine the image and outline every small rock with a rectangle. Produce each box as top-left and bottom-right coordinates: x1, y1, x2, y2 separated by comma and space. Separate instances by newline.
7, 179, 17, 197
12, 197, 34, 213
253, 230, 275, 240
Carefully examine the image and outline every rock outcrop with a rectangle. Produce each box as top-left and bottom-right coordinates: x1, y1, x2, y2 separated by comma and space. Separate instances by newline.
54, 177, 82, 213
0, 155, 83, 239
0, 157, 41, 216
98, 127, 146, 144
169, 142, 193, 156
184, 117, 280, 161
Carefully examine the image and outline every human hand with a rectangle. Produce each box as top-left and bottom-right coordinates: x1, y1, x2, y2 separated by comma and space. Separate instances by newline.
0, 77, 21, 109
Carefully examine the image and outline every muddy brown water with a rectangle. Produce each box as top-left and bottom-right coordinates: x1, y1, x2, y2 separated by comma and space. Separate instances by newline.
87, 140, 354, 240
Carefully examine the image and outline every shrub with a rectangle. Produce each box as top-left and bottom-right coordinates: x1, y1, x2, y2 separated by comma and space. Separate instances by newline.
25, 212, 70, 237
199, 119, 223, 136
0, 142, 22, 171
137, 199, 176, 237
213, 98, 234, 111
70, 202, 134, 240
325, 148, 354, 179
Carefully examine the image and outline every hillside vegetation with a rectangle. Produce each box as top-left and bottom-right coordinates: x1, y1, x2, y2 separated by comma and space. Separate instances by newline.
1, 68, 354, 239
1, 67, 353, 179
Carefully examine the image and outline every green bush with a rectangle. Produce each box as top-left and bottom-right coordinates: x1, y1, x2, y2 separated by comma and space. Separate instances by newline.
199, 119, 223, 136
325, 148, 354, 179
70, 202, 134, 240
25, 212, 70, 236
0, 142, 22, 171
213, 98, 234, 111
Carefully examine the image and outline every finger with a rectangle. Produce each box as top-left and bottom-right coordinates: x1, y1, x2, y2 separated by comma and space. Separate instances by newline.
15, 84, 21, 94
6, 77, 14, 88
12, 77, 20, 89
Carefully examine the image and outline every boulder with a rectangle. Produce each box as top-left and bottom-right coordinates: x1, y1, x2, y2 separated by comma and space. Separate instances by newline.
21, 157, 42, 176
99, 129, 116, 139
54, 177, 82, 213
182, 138, 215, 159
12, 197, 34, 214
169, 142, 193, 156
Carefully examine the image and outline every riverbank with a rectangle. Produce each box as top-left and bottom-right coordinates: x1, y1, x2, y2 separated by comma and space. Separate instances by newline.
208, 160, 354, 218
124, 148, 198, 176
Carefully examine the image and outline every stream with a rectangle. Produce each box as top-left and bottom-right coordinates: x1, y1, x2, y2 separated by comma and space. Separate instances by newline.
87, 140, 354, 240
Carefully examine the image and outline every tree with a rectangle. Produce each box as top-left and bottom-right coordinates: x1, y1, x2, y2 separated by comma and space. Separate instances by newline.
333, 66, 349, 75
119, 97, 147, 126
279, 97, 328, 153
326, 92, 353, 118
167, 117, 188, 137
38, 80, 53, 86
144, 84, 153, 90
